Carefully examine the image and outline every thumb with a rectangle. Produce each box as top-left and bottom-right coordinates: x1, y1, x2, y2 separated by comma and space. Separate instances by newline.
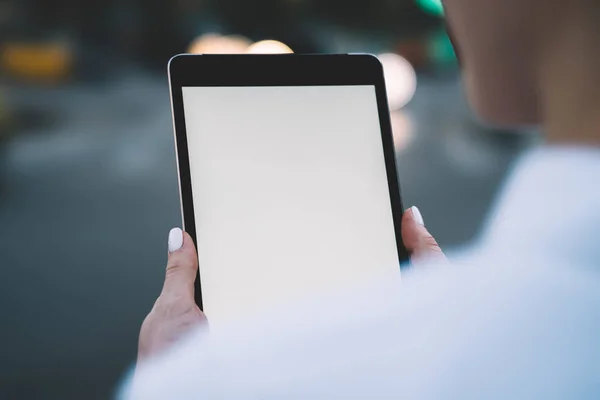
401, 207, 446, 265
162, 228, 198, 299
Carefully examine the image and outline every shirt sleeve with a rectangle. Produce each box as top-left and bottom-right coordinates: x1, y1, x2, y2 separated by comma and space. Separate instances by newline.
119, 255, 600, 399
119, 264, 459, 399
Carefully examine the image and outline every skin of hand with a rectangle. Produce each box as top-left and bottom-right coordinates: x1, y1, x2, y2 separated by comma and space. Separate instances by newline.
137, 206, 443, 361
137, 229, 206, 363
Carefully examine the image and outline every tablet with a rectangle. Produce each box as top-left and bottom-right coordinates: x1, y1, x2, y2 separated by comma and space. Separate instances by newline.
168, 54, 408, 320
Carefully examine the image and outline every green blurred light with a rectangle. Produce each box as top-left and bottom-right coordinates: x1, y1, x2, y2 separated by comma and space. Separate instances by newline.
417, 0, 444, 16
429, 31, 457, 65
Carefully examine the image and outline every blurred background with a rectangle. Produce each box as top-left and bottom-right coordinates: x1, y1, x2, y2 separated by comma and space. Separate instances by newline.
0, 0, 539, 398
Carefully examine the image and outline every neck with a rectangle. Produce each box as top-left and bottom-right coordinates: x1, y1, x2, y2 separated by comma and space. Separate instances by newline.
539, 3, 600, 147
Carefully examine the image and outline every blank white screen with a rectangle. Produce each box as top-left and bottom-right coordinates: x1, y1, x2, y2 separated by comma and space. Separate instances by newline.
182, 86, 400, 324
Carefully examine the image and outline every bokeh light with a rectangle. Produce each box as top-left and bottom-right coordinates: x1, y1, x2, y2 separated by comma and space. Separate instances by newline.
188, 34, 252, 54
417, 0, 444, 16
390, 110, 415, 151
378, 53, 417, 110
246, 40, 294, 54
428, 31, 457, 66
0, 42, 73, 82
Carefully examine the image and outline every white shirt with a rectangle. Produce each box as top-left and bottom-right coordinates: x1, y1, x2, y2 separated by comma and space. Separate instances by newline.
122, 146, 600, 399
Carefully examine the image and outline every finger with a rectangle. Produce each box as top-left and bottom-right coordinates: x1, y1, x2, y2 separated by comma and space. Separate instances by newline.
162, 228, 199, 299
401, 206, 446, 264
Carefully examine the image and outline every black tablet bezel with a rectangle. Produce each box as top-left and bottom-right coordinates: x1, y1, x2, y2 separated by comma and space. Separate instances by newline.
168, 54, 409, 310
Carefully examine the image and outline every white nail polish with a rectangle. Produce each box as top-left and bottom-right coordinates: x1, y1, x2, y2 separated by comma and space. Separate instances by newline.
411, 206, 425, 226
168, 228, 184, 253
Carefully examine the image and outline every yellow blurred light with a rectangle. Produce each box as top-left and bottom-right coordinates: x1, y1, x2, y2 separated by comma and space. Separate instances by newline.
246, 40, 293, 54
188, 34, 251, 54
188, 33, 220, 54
378, 53, 417, 110
0, 42, 72, 82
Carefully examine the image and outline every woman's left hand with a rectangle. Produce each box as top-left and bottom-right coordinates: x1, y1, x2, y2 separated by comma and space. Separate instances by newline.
137, 228, 207, 362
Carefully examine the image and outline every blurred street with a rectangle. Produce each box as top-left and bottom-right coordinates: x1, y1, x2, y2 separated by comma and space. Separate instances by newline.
0, 1, 540, 397
0, 72, 182, 397
0, 70, 536, 398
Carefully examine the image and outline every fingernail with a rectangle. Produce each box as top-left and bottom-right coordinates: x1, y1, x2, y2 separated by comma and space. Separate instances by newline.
411, 206, 425, 226
168, 228, 183, 253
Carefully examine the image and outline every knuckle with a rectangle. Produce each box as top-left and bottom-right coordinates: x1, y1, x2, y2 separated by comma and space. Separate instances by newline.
423, 235, 441, 250
165, 253, 194, 275
166, 253, 182, 269
165, 262, 180, 279
156, 294, 197, 318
